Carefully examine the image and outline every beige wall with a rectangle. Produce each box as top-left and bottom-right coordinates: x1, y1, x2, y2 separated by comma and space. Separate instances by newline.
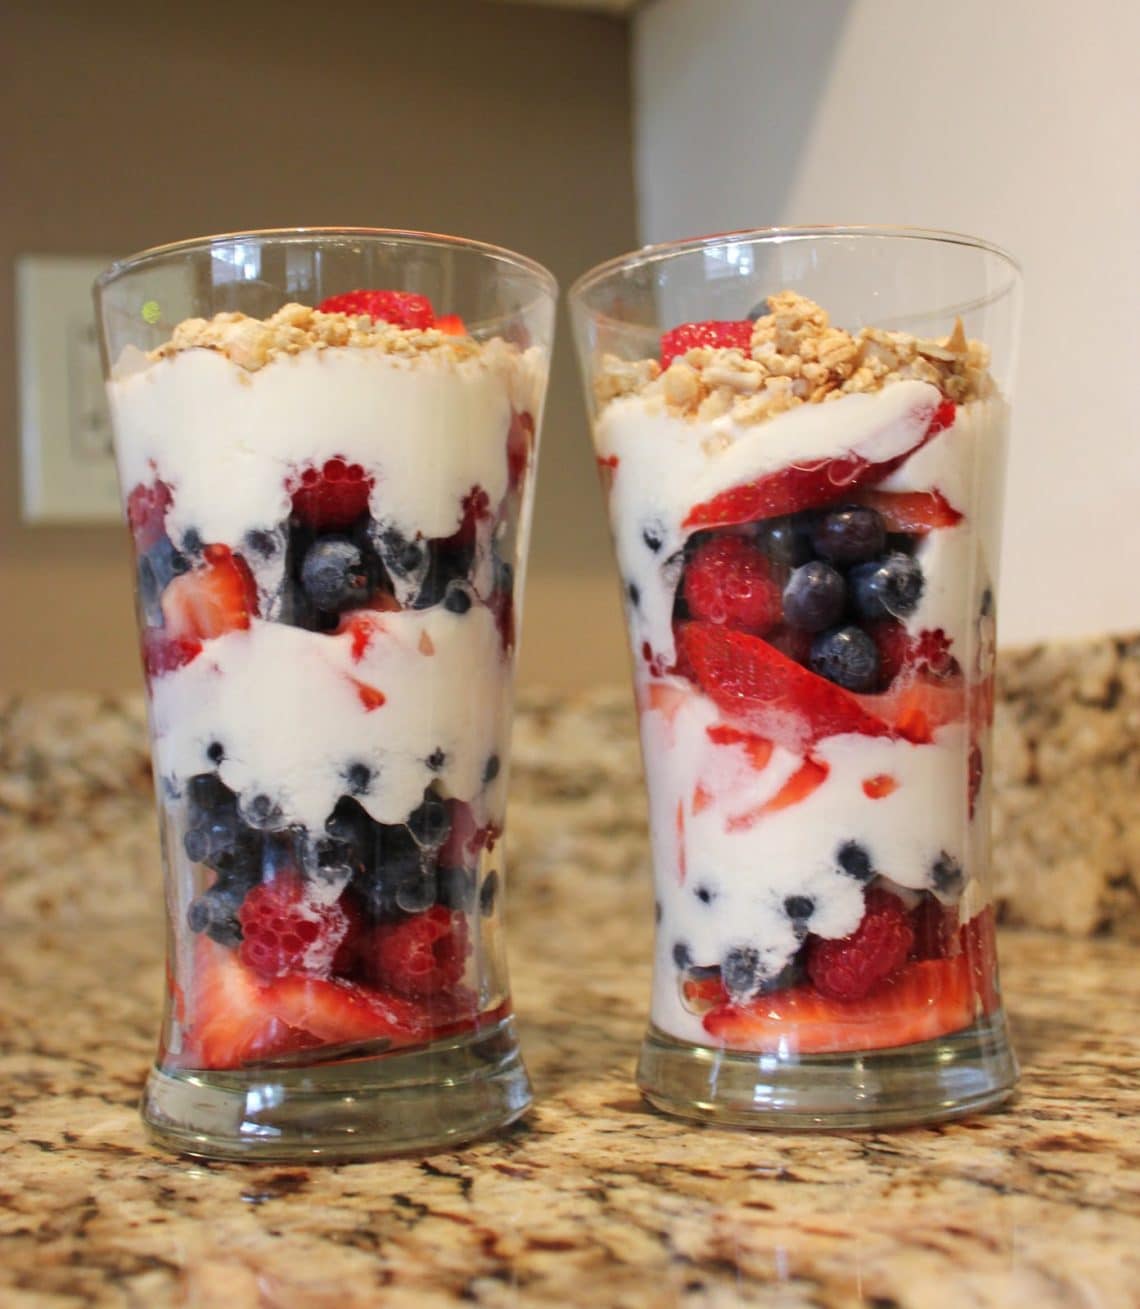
0, 0, 632, 693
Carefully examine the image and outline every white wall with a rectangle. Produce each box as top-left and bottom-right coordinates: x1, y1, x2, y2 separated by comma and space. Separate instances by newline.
633, 0, 1140, 647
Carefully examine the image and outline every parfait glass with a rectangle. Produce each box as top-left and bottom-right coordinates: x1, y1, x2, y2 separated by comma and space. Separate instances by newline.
570, 227, 1020, 1127
95, 228, 555, 1159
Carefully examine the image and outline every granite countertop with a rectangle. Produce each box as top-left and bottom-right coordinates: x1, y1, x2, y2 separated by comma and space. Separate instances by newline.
2, 661, 1139, 1307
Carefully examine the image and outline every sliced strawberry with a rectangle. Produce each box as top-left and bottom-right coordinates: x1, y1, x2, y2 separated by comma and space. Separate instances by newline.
142, 630, 202, 678
681, 972, 729, 1015
289, 457, 374, 530
678, 622, 891, 747
434, 313, 467, 337
161, 544, 257, 643
705, 723, 774, 771
854, 488, 963, 533
267, 973, 428, 1048
862, 773, 899, 800
507, 410, 535, 490
660, 320, 752, 368
857, 674, 967, 743
702, 955, 975, 1055
126, 479, 173, 552
684, 398, 957, 529
726, 757, 828, 831
316, 289, 435, 329
178, 940, 293, 1070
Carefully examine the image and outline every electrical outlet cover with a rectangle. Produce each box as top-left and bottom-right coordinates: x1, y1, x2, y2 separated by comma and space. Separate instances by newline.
17, 254, 123, 524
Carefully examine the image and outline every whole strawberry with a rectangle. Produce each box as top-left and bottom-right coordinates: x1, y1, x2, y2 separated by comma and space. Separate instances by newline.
317, 289, 435, 329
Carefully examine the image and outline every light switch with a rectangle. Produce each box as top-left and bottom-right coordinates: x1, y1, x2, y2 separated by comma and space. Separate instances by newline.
17, 254, 123, 523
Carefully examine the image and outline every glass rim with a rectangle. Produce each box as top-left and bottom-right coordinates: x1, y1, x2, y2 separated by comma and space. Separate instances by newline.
94, 225, 559, 296
568, 223, 1021, 305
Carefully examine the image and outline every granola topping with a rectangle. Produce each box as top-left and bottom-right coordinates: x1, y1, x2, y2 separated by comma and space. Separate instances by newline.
595, 290, 994, 424
151, 303, 485, 373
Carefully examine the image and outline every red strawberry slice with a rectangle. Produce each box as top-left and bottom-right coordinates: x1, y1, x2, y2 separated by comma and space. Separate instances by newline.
178, 940, 294, 1070
702, 955, 975, 1055
317, 289, 435, 329
678, 622, 891, 747
680, 972, 729, 1014
660, 320, 752, 368
126, 479, 173, 552
161, 544, 257, 643
267, 973, 428, 1048
854, 488, 963, 533
856, 674, 967, 744
961, 906, 1000, 1015
434, 313, 467, 337
684, 398, 957, 529
289, 457, 374, 530
178, 940, 428, 1070
507, 410, 535, 490
142, 630, 202, 678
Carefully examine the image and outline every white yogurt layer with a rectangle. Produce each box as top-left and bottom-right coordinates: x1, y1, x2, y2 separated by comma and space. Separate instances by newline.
150, 605, 510, 835
593, 378, 1007, 1042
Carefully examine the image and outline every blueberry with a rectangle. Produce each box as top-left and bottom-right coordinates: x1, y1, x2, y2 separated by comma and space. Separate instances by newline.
746, 298, 773, 321
782, 562, 846, 632
187, 878, 248, 948
483, 754, 501, 784
245, 528, 282, 559
722, 945, 764, 1003
206, 741, 225, 765
301, 537, 371, 613
344, 762, 373, 796
443, 584, 473, 615
627, 581, 641, 608
811, 506, 886, 566
437, 866, 477, 912
654, 901, 662, 924
479, 868, 499, 917
836, 840, 874, 882
426, 748, 446, 772
181, 528, 204, 555
137, 538, 190, 626
760, 516, 815, 567
642, 522, 664, 553
931, 852, 964, 894
783, 895, 815, 923
240, 792, 286, 831
672, 941, 693, 969
694, 884, 716, 905
810, 625, 880, 692
395, 866, 438, 914
407, 793, 451, 848
415, 540, 474, 609
186, 773, 234, 825
849, 552, 924, 621
381, 528, 426, 577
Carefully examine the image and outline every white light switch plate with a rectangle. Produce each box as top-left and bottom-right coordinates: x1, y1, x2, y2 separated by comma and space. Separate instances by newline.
17, 254, 123, 523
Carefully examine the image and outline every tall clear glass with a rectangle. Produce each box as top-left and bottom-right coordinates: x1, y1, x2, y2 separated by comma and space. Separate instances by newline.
96, 228, 555, 1159
571, 227, 1020, 1127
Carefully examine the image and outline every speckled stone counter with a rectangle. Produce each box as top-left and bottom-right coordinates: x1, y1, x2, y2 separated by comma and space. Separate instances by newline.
2, 652, 1139, 1307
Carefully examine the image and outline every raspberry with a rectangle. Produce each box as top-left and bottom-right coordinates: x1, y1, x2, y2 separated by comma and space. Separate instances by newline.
126, 479, 173, 552
910, 895, 960, 961
316, 289, 435, 329
237, 871, 358, 980
805, 888, 915, 1001
683, 536, 783, 635
289, 458, 373, 530
660, 320, 752, 368
914, 628, 959, 679
365, 905, 469, 998
507, 410, 534, 490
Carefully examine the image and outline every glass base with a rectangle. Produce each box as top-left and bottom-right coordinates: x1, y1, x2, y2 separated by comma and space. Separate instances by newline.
637, 1010, 1018, 1130
141, 1014, 532, 1161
